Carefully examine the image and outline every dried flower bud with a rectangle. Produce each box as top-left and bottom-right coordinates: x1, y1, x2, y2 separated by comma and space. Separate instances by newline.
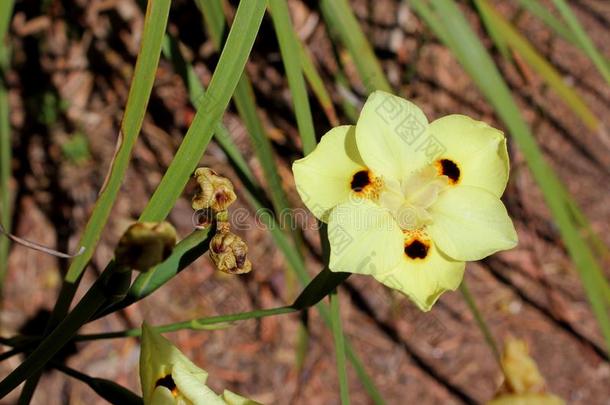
209, 231, 251, 275
192, 207, 214, 229
192, 168, 236, 212
115, 222, 177, 271
487, 338, 564, 405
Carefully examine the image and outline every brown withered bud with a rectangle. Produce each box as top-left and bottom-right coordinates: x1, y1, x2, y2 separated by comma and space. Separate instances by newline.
115, 222, 177, 271
209, 231, 252, 275
193, 207, 214, 229
192, 168, 237, 212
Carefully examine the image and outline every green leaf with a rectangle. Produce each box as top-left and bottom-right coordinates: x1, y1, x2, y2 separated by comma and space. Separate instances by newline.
517, 0, 578, 45
319, 0, 391, 93
299, 43, 339, 126
268, 0, 317, 155
421, 0, 610, 354
549, 0, 610, 86
16, 0, 173, 400
93, 227, 214, 319
292, 268, 350, 310
129, 228, 213, 300
60, 0, 172, 287
475, 0, 599, 131
195, 0, 225, 49
140, 0, 267, 222
56, 363, 143, 405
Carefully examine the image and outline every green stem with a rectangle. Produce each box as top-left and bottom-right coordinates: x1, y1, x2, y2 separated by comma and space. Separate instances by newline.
0, 0, 15, 298
330, 290, 350, 405
459, 281, 500, 365
76, 306, 297, 341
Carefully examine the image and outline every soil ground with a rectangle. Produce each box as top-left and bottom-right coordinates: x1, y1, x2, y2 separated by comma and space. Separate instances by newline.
1, 0, 610, 404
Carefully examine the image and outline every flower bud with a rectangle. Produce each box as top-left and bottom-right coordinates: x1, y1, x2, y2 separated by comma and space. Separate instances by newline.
139, 323, 260, 405
209, 231, 252, 274
115, 222, 177, 271
192, 168, 237, 212
487, 338, 564, 405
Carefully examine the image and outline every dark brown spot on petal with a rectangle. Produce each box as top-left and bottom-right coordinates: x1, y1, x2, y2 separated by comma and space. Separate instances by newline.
350, 170, 371, 191
235, 253, 246, 269
437, 159, 460, 184
155, 375, 178, 396
404, 239, 430, 259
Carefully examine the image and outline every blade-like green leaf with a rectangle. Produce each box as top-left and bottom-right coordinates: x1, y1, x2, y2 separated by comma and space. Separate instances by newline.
195, 0, 225, 49
268, 0, 317, 154
292, 268, 350, 310
475, 0, 599, 131
62, 0, 172, 286
56, 363, 143, 405
422, 0, 610, 353
140, 0, 267, 222
93, 227, 213, 319
160, 35, 261, 194
549, 0, 610, 86
299, 43, 339, 126
17, 0, 173, 400
517, 0, 577, 46
319, 0, 391, 93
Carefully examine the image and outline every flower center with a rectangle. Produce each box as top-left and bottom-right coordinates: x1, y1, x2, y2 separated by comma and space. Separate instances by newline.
380, 165, 449, 231
404, 238, 429, 259
156, 374, 179, 397
435, 158, 460, 184
349, 169, 383, 199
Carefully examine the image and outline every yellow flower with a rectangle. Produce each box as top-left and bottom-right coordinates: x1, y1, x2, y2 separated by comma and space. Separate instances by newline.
139, 323, 261, 405
293, 91, 517, 310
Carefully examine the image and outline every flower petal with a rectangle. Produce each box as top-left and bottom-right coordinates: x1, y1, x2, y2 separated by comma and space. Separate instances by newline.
173, 362, 226, 405
427, 186, 518, 261
328, 198, 403, 276
374, 239, 465, 311
140, 322, 208, 404
222, 389, 263, 405
356, 91, 431, 181
429, 115, 509, 197
293, 125, 366, 221
151, 386, 177, 405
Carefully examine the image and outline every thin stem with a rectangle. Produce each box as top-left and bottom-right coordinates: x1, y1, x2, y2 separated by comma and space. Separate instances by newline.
459, 281, 501, 365
76, 306, 297, 341
0, 0, 15, 297
330, 289, 350, 405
